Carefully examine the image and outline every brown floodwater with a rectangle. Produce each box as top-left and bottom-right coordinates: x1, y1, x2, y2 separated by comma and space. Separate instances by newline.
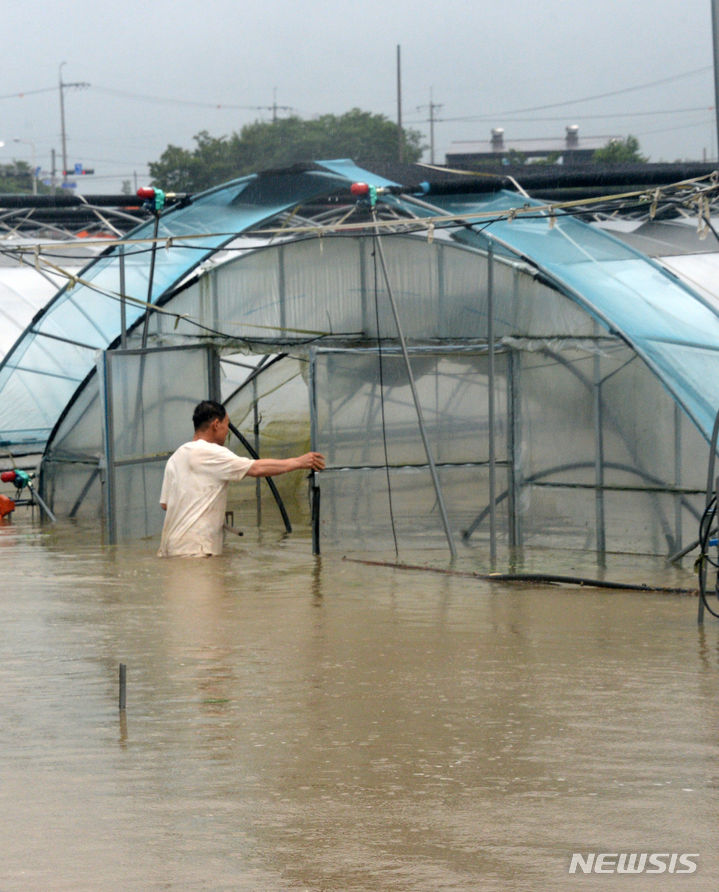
1, 513, 718, 891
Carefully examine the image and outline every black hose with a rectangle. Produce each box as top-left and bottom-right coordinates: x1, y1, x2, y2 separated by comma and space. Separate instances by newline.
342, 557, 695, 594
228, 420, 292, 533
697, 496, 719, 618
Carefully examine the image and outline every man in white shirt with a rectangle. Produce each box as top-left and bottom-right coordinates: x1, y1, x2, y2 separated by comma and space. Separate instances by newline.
159, 400, 325, 557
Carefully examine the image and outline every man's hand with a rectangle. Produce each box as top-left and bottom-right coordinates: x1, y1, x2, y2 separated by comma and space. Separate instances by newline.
296, 452, 326, 471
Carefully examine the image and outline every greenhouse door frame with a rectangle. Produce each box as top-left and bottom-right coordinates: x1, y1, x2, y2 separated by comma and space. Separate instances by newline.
309, 344, 516, 557
100, 344, 220, 544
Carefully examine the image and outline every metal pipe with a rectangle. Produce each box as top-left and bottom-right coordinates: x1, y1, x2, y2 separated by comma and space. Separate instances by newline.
311, 475, 321, 555
141, 213, 161, 348
593, 350, 606, 557
372, 210, 457, 557
487, 242, 497, 565
253, 378, 261, 526
119, 245, 127, 349
119, 663, 127, 711
25, 480, 57, 523
674, 402, 682, 553
101, 352, 117, 545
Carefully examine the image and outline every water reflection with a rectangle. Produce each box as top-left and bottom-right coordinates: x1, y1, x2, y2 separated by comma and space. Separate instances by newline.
1, 517, 718, 890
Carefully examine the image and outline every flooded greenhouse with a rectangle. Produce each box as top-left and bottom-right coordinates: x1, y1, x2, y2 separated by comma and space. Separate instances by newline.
2, 159, 719, 567
3, 162, 719, 889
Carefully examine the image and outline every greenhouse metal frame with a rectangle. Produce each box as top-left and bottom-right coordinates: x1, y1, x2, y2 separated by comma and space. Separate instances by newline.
1, 159, 718, 562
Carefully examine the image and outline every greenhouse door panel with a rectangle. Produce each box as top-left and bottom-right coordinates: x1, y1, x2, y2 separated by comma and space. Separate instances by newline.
309, 346, 512, 554
100, 345, 219, 544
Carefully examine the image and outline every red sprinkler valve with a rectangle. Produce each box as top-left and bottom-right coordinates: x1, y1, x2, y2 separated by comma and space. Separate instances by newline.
1, 469, 31, 490
137, 186, 167, 212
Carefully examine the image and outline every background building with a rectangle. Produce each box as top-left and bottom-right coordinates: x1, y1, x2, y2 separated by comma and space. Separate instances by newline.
446, 126, 617, 167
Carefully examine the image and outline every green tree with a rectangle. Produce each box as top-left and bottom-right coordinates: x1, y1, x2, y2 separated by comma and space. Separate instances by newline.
0, 160, 42, 193
593, 135, 648, 163
149, 109, 425, 193
505, 148, 527, 166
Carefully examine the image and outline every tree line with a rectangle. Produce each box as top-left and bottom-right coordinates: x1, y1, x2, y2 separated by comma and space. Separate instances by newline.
0, 114, 649, 195
147, 112, 648, 194
149, 109, 425, 193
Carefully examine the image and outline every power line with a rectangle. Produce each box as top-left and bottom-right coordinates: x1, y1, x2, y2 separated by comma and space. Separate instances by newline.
0, 86, 57, 100
1, 82, 295, 116
407, 106, 715, 126
455, 65, 712, 119
93, 85, 293, 116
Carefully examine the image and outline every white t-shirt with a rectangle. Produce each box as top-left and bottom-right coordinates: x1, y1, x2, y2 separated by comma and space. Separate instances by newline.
158, 439, 254, 557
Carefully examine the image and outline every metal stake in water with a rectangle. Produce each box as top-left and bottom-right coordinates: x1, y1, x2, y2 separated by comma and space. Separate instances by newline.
119, 663, 126, 711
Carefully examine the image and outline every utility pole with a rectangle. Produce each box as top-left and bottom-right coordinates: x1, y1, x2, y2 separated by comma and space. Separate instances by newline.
396, 45, 403, 163
58, 62, 90, 186
251, 89, 292, 123
417, 89, 443, 164
713, 0, 719, 160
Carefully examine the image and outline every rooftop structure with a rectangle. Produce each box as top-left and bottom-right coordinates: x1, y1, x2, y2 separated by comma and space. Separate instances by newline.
446, 126, 619, 167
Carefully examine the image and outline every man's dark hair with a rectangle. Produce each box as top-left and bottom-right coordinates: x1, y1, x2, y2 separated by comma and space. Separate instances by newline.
192, 400, 227, 431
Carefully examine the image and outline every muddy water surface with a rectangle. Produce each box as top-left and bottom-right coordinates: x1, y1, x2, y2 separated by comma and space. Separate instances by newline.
1, 516, 718, 890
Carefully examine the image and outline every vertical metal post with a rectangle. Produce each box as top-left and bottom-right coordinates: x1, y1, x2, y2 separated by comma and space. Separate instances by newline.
309, 352, 321, 555
119, 663, 127, 711
119, 245, 127, 349
278, 245, 286, 335
593, 350, 606, 557
359, 239, 370, 335
437, 242, 446, 337
141, 213, 160, 348
311, 476, 321, 556
674, 402, 682, 552
101, 351, 117, 545
487, 243, 497, 566
253, 377, 261, 526
372, 215, 457, 557
507, 348, 519, 550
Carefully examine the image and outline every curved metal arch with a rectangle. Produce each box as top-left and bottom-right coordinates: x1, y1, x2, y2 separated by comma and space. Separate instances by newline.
0, 165, 375, 453
436, 190, 719, 444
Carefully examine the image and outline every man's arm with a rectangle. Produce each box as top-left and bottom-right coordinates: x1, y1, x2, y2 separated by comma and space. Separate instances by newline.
246, 451, 325, 478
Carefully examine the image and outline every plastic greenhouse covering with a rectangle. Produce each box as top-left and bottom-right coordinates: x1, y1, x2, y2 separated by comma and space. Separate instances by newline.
2, 160, 719, 560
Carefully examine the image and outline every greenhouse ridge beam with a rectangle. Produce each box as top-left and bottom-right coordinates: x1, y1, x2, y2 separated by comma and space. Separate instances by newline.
0, 193, 190, 209
368, 161, 719, 197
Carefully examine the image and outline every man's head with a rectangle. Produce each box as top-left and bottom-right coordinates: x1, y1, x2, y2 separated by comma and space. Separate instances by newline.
192, 400, 230, 445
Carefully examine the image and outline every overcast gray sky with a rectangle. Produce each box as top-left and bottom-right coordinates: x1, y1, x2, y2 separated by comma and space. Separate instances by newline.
2, 0, 716, 193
